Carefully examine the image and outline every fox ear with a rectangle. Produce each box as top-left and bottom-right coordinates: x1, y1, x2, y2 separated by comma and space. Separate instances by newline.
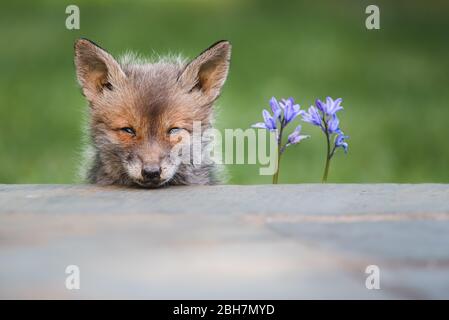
74, 39, 126, 101
178, 40, 231, 102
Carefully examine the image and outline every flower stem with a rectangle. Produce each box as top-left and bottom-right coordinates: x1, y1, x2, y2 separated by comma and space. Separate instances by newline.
272, 152, 282, 184
322, 156, 331, 183
322, 126, 331, 183
272, 126, 284, 184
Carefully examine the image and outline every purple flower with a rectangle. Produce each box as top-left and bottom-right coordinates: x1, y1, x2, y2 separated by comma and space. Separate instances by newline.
252, 97, 310, 184
252, 109, 277, 131
301, 98, 344, 135
269, 97, 282, 120
301, 96, 348, 182
302, 106, 323, 128
286, 125, 310, 147
335, 132, 349, 153
316, 97, 343, 116
252, 97, 305, 131
280, 98, 304, 124
327, 114, 340, 134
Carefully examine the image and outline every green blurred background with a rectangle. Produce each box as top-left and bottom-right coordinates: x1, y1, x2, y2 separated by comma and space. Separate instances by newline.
1, 0, 448, 184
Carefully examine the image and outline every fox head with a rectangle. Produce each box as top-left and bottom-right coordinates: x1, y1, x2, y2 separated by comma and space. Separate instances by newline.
74, 39, 231, 187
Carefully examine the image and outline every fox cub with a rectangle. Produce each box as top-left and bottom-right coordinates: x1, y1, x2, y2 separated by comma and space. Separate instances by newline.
74, 39, 231, 188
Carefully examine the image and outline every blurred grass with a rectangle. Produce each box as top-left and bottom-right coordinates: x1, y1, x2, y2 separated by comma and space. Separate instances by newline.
0, 0, 448, 184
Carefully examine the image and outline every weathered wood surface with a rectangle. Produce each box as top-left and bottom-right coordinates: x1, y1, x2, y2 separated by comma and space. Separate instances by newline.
1, 184, 448, 299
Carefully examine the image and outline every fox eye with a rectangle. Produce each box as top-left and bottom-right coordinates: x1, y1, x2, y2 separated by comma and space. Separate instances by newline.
101, 81, 113, 91
168, 127, 182, 135
104, 82, 113, 91
120, 127, 136, 135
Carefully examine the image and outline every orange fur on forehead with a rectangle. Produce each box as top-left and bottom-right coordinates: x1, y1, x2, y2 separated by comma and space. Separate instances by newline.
76, 39, 231, 133
89, 87, 211, 138
90, 69, 213, 130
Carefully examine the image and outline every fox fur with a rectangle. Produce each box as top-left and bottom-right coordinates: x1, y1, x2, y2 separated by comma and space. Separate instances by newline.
74, 39, 231, 188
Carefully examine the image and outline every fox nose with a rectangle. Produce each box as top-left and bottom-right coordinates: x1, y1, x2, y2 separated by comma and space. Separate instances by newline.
141, 165, 161, 182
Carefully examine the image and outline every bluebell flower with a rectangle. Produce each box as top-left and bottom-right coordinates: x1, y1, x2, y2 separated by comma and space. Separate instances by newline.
316, 97, 343, 116
302, 106, 323, 128
327, 114, 340, 134
269, 97, 282, 120
269, 96, 280, 113
252, 97, 305, 131
286, 125, 310, 147
335, 132, 349, 153
280, 98, 304, 124
302, 98, 344, 135
252, 96, 310, 184
300, 96, 348, 182
252, 109, 277, 131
